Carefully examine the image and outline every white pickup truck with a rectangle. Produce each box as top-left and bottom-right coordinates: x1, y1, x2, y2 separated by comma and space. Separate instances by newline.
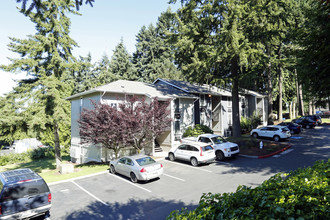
180, 133, 239, 161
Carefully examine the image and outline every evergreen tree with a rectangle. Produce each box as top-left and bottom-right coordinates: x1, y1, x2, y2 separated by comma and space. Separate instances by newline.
168, 0, 266, 137
296, 0, 330, 107
70, 53, 99, 94
133, 18, 183, 83
109, 39, 137, 81
1, 0, 78, 168
96, 54, 117, 85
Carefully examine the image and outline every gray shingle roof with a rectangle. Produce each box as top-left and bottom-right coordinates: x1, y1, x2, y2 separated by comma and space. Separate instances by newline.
66, 80, 196, 101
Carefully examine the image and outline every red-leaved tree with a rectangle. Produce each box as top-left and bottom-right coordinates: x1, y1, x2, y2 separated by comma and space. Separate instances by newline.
78, 96, 171, 159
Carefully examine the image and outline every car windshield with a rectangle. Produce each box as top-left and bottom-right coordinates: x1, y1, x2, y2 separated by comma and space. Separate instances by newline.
281, 127, 289, 131
135, 157, 156, 166
211, 136, 227, 144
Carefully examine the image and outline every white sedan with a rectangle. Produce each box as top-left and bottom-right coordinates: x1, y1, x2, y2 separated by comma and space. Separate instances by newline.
250, 125, 291, 142
109, 155, 163, 183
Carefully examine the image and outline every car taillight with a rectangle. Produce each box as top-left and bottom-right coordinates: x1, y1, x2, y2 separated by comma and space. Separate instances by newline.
48, 193, 52, 203
140, 168, 146, 173
200, 147, 204, 156
0, 205, 2, 215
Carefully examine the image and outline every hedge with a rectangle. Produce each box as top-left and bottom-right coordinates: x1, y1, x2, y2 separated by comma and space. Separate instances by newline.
167, 159, 329, 219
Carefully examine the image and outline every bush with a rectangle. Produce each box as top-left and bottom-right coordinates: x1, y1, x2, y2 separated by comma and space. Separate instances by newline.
240, 116, 252, 133
0, 147, 55, 166
167, 159, 330, 219
183, 124, 213, 137
30, 147, 55, 160
0, 152, 31, 166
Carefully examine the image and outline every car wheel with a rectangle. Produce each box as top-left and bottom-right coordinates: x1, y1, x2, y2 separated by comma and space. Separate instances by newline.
190, 157, 198, 167
130, 172, 138, 183
252, 133, 258, 138
216, 151, 225, 161
109, 165, 116, 174
168, 153, 175, 161
273, 135, 280, 142
290, 130, 294, 134
306, 125, 310, 129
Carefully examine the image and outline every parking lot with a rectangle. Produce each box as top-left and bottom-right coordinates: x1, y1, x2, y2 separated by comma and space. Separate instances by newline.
48, 159, 273, 220
48, 125, 329, 220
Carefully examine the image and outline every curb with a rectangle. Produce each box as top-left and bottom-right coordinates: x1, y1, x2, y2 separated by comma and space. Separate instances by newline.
239, 144, 292, 159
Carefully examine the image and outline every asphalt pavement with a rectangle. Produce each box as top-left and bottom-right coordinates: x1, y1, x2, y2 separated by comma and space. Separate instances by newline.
47, 125, 329, 220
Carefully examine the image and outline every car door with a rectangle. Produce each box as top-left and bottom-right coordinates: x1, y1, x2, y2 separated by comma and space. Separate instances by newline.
115, 157, 127, 175
259, 127, 269, 137
122, 158, 134, 176
175, 145, 188, 160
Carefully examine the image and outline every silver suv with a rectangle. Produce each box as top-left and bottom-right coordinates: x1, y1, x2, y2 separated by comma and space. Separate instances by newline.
168, 142, 215, 166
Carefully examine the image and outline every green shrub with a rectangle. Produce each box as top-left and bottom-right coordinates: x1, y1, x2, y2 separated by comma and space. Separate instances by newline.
167, 159, 330, 219
0, 148, 55, 166
250, 112, 262, 129
240, 116, 252, 132
30, 147, 55, 160
0, 152, 31, 166
183, 124, 213, 137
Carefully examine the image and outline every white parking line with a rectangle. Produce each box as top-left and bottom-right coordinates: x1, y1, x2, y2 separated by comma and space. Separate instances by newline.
280, 149, 294, 155
163, 173, 185, 182
273, 149, 295, 158
108, 173, 152, 193
71, 180, 108, 206
214, 161, 231, 166
164, 160, 212, 173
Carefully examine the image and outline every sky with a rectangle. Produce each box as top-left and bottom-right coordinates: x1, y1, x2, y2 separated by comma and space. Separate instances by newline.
0, 0, 180, 97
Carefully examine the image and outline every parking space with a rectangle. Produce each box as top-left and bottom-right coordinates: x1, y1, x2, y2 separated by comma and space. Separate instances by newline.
48, 159, 242, 219
48, 123, 330, 220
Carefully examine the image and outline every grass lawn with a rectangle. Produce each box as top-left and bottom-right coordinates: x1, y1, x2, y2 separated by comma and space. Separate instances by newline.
0, 155, 109, 183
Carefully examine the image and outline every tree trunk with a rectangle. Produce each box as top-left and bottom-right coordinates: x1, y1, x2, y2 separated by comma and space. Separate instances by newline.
295, 69, 300, 118
277, 47, 283, 121
292, 102, 296, 119
309, 99, 313, 115
231, 56, 241, 137
267, 60, 273, 124
299, 84, 305, 116
54, 122, 62, 169
289, 102, 292, 119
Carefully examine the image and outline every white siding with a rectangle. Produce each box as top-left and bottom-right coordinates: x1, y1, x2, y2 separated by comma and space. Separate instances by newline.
70, 94, 101, 164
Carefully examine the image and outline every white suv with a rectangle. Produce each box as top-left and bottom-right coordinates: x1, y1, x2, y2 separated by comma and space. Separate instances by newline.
250, 125, 291, 142
168, 142, 215, 166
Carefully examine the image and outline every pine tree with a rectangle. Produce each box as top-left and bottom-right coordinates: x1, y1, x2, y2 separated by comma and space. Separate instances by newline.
1, 0, 78, 168
168, 0, 266, 137
109, 39, 137, 81
133, 18, 183, 83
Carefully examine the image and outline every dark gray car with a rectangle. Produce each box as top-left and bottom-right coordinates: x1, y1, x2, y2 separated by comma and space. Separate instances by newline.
0, 168, 51, 219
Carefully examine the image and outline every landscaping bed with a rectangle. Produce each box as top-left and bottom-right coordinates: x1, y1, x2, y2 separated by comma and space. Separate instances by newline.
227, 135, 290, 157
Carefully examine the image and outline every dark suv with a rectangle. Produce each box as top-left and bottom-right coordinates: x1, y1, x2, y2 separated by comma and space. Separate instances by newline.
0, 168, 51, 219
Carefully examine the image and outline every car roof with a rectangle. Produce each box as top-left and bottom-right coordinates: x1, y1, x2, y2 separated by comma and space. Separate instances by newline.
125, 154, 153, 160
199, 133, 220, 138
181, 142, 212, 147
260, 125, 287, 129
0, 168, 41, 184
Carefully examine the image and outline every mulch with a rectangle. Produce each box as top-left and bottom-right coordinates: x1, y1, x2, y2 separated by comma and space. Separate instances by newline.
236, 139, 289, 157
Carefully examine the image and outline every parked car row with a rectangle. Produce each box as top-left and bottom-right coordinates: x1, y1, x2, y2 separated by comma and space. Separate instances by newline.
250, 114, 322, 142
109, 133, 241, 183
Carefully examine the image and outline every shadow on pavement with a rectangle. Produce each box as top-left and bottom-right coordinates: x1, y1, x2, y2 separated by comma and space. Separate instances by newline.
65, 197, 196, 220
